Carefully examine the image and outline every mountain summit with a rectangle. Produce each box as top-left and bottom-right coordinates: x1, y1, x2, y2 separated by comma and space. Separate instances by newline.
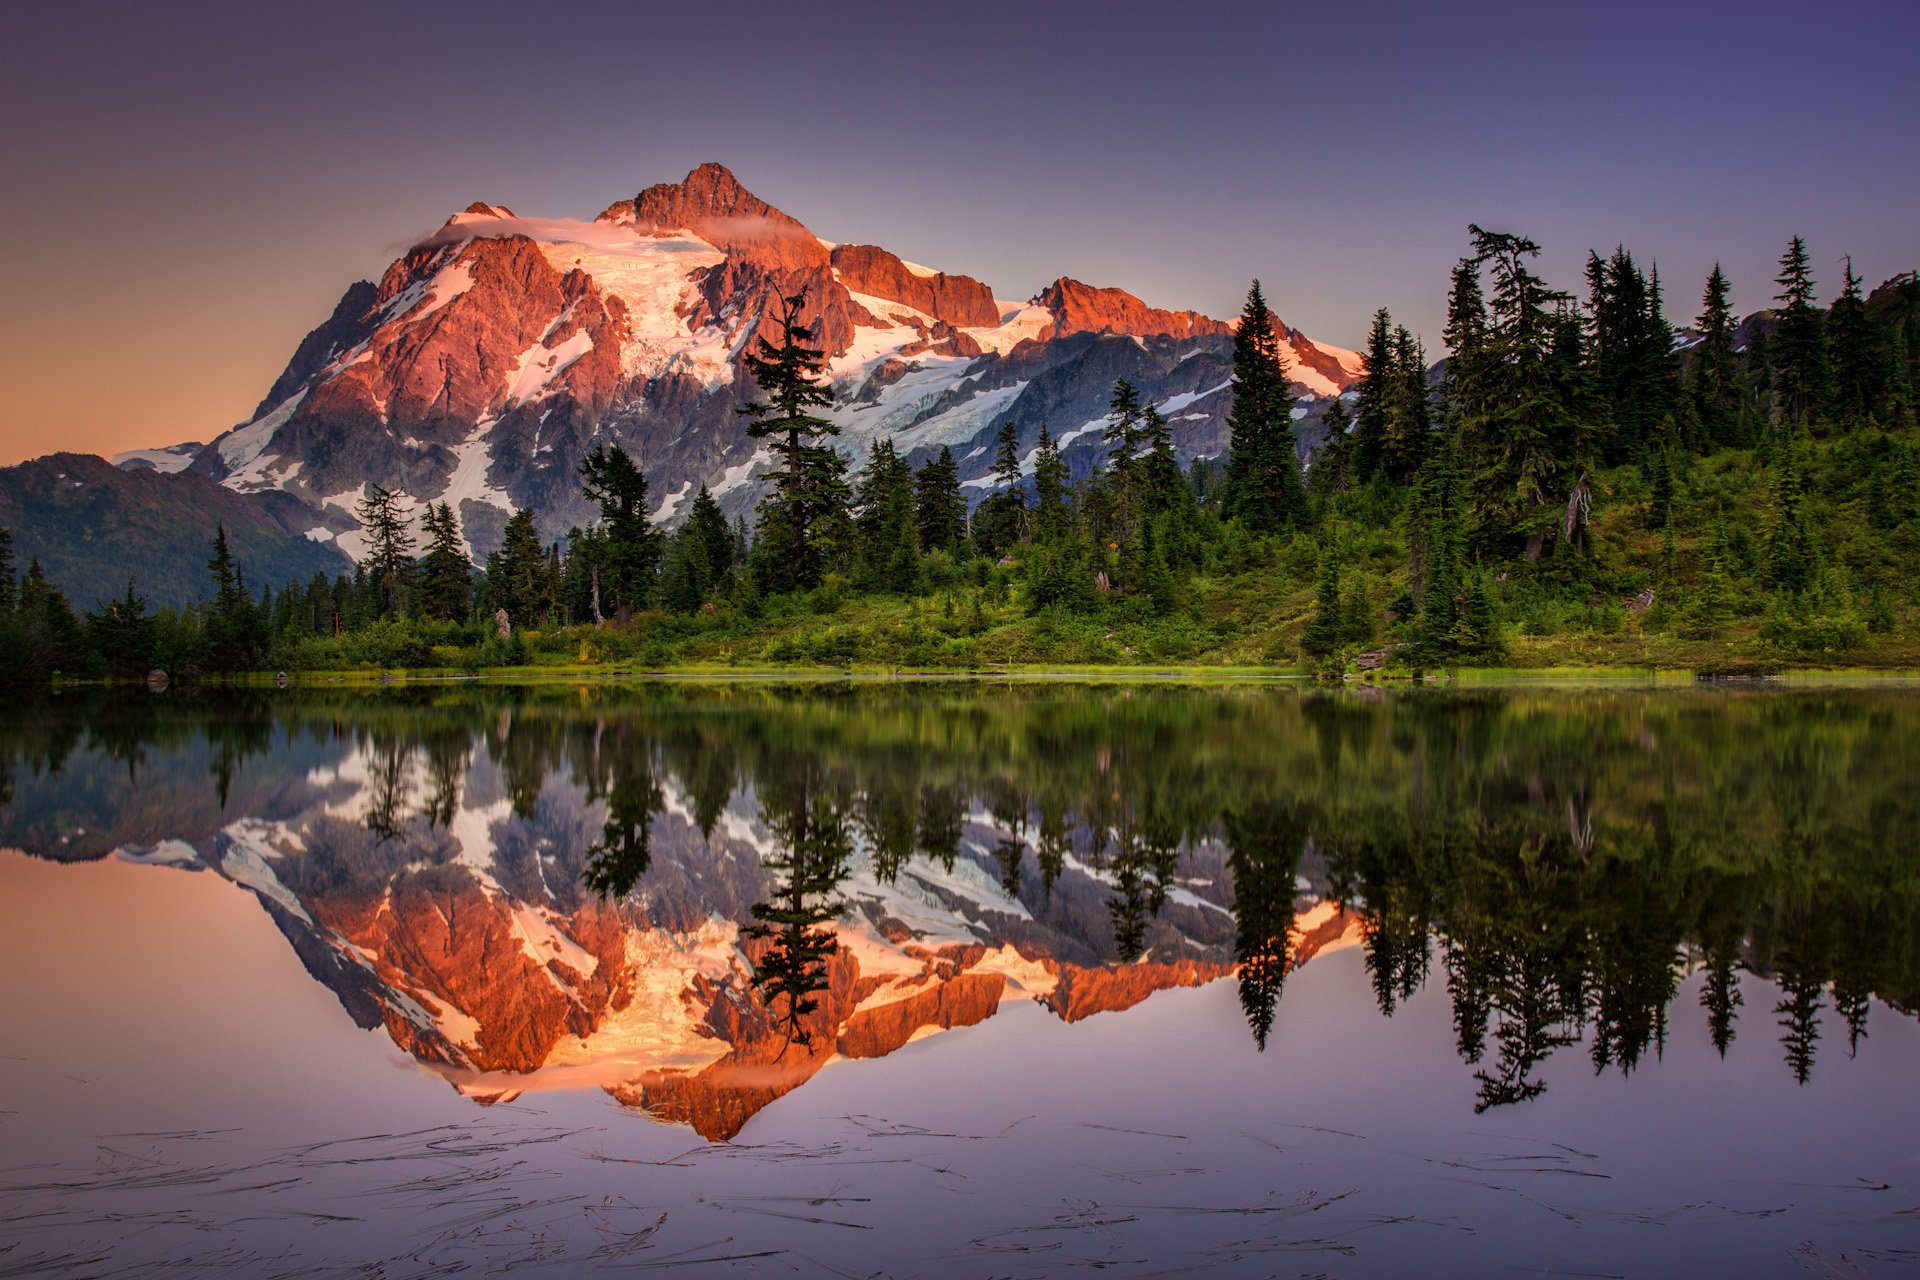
113, 164, 1361, 561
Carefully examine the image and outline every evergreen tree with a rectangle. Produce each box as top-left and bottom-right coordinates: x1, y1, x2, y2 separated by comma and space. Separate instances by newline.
1769, 236, 1830, 433
1457, 225, 1580, 559
746, 771, 854, 1048
1827, 256, 1878, 427
202, 524, 265, 672
85, 579, 156, 679
1766, 445, 1816, 596
1384, 324, 1433, 480
494, 508, 549, 627
1031, 423, 1071, 543
1352, 308, 1394, 481
740, 292, 842, 591
1137, 403, 1189, 520
914, 445, 967, 553
416, 503, 472, 622
972, 421, 1030, 554
1691, 264, 1745, 445
854, 438, 921, 592
1301, 556, 1343, 657
690, 485, 737, 585
1223, 280, 1309, 531
578, 441, 660, 617
1311, 396, 1354, 497
354, 484, 416, 619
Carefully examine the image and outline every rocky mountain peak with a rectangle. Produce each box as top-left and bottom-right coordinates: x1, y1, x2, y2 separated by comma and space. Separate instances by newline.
615, 162, 826, 271
1033, 277, 1233, 342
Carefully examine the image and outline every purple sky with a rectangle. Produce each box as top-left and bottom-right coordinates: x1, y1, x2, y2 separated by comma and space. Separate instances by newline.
2, 0, 1915, 463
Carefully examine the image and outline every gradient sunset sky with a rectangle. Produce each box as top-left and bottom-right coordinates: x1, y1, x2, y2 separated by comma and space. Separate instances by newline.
2, 0, 1915, 466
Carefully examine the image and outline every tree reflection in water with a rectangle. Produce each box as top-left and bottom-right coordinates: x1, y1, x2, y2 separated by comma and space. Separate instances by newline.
5, 682, 1918, 1107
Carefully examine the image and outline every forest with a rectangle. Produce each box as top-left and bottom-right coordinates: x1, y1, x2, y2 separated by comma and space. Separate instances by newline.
2, 231, 1916, 681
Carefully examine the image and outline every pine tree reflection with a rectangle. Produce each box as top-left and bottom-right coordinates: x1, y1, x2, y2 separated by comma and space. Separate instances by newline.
745, 764, 854, 1049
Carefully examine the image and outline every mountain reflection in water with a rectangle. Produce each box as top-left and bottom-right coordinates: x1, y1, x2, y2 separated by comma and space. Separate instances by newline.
3, 682, 1915, 1140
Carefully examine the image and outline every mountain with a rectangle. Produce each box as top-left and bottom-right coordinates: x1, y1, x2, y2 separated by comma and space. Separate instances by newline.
0, 452, 351, 607
110, 163, 1363, 562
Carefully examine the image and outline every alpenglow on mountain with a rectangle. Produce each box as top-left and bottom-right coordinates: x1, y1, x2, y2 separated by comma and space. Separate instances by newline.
112, 163, 1362, 564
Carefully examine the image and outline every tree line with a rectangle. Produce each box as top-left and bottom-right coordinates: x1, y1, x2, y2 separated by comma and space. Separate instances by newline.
3, 230, 1915, 680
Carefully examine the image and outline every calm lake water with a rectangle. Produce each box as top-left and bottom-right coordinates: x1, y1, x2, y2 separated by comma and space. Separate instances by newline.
2, 681, 1917, 1277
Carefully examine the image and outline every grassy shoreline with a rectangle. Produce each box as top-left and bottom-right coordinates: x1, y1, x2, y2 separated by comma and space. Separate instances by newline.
69, 658, 1920, 690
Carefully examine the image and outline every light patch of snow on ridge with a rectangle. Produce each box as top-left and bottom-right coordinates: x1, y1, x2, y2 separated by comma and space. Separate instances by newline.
503, 328, 595, 406
303, 527, 335, 543
966, 301, 1053, 355
843, 288, 929, 330
651, 480, 692, 523
1157, 380, 1230, 415
899, 258, 939, 279
219, 820, 312, 925
709, 453, 771, 499
216, 388, 307, 492
111, 445, 198, 474
435, 422, 516, 552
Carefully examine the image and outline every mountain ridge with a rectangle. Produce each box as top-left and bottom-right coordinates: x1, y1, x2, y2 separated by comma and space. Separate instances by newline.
98, 162, 1361, 568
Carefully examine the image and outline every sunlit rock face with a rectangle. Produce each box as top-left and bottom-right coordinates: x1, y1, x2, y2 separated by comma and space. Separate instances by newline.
124, 162, 1363, 559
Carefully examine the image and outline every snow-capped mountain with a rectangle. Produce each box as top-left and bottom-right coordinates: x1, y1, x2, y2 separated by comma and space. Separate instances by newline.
116, 163, 1362, 559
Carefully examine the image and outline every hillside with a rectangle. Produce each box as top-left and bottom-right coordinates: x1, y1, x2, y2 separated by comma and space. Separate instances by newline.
0, 453, 350, 607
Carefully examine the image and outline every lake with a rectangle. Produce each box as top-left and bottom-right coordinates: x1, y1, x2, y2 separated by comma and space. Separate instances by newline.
2, 681, 1917, 1277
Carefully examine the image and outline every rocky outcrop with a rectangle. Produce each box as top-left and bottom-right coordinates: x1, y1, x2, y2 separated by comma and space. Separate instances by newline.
831, 243, 999, 329
307, 866, 630, 1073
838, 970, 1006, 1059
618, 162, 827, 272
1042, 958, 1235, 1023
1033, 278, 1232, 343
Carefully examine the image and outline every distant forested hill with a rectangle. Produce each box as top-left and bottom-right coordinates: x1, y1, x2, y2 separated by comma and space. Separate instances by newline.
0, 453, 350, 607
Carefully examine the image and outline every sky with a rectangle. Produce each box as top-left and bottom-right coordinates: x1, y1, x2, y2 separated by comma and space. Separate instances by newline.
1, 0, 1916, 466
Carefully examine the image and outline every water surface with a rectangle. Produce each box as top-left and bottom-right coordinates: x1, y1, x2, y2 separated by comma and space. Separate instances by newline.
2, 683, 1916, 1276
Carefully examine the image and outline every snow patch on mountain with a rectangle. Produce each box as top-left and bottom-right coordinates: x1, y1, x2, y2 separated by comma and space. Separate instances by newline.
217, 388, 307, 490
504, 328, 595, 406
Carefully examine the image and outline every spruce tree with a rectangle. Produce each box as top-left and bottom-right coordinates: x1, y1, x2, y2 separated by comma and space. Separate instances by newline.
1352, 308, 1394, 482
972, 421, 1030, 554
494, 507, 549, 627
1301, 556, 1343, 657
739, 292, 841, 590
1691, 264, 1744, 445
1458, 225, 1580, 559
854, 438, 921, 593
1384, 324, 1432, 480
682, 484, 735, 596
204, 525, 264, 672
1769, 236, 1830, 433
578, 442, 660, 617
1766, 445, 1816, 596
1311, 396, 1353, 497
417, 503, 472, 622
85, 580, 156, 679
1223, 280, 1308, 531
914, 446, 967, 553
1031, 423, 1070, 543
1827, 256, 1878, 428
353, 484, 416, 619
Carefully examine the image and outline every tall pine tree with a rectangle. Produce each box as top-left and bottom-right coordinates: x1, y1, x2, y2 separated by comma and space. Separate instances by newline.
1222, 280, 1308, 532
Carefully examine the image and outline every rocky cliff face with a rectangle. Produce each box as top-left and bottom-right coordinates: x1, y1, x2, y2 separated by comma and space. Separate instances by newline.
105, 163, 1363, 566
